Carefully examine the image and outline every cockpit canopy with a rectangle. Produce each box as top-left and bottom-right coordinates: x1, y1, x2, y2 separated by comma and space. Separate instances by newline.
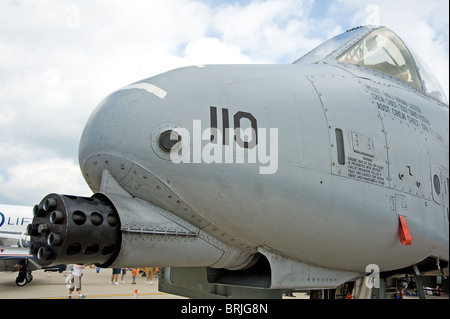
337, 28, 421, 90
294, 26, 447, 104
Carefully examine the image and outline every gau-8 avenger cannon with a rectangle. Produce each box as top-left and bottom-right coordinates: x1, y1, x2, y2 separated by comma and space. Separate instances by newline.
29, 26, 448, 298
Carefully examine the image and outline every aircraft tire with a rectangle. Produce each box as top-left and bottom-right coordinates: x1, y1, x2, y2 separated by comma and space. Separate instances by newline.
15, 277, 27, 287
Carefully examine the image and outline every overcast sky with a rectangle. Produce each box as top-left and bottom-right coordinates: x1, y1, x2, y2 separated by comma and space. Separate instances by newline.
0, 0, 448, 205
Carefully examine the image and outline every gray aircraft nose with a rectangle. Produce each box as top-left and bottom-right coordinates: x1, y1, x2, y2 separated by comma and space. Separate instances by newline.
78, 81, 170, 191
77, 69, 227, 218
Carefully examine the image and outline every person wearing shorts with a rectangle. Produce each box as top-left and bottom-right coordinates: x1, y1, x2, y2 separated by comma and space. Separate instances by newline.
120, 268, 127, 283
68, 264, 86, 299
110, 268, 120, 285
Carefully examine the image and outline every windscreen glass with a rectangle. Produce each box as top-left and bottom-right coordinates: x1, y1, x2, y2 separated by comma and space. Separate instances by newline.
338, 28, 422, 90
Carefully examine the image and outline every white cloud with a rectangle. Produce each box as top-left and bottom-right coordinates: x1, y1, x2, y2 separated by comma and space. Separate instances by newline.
0, 0, 448, 205
211, 0, 318, 62
183, 37, 255, 64
0, 158, 91, 205
0, 143, 91, 205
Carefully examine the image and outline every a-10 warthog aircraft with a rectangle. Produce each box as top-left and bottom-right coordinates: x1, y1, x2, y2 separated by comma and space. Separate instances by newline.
28, 26, 448, 299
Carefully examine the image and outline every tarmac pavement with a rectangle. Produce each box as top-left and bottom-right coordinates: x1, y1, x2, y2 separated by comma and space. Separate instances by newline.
0, 266, 186, 299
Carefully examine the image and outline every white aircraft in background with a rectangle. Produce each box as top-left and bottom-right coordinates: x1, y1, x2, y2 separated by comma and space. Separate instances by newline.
0, 204, 64, 286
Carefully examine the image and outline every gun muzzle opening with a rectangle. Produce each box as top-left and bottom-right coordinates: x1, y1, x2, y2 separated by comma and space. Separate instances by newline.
29, 193, 121, 267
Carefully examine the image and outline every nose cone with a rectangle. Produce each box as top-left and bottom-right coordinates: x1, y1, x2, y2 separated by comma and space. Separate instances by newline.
77, 67, 227, 223
79, 82, 165, 162
78, 82, 164, 192
79, 66, 213, 175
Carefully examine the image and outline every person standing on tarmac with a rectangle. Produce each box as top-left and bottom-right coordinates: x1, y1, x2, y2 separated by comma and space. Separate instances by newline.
110, 268, 120, 285
68, 264, 86, 299
120, 268, 127, 283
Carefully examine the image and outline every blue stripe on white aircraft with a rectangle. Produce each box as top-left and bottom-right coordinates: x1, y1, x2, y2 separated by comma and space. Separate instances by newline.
0, 204, 64, 286
0, 204, 36, 285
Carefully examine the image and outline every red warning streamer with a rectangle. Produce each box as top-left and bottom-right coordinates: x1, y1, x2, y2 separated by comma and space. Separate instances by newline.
398, 215, 412, 245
